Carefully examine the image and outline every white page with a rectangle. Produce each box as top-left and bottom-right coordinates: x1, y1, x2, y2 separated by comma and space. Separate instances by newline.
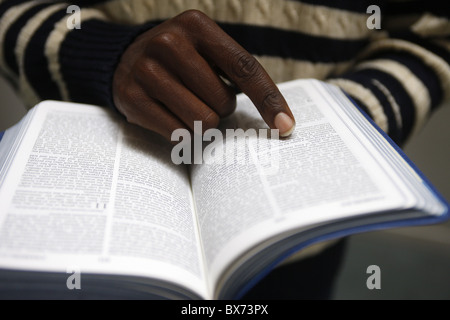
190, 80, 416, 286
0, 101, 208, 298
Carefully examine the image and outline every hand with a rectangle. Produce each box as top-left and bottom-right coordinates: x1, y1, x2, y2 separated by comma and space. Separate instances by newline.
112, 10, 295, 142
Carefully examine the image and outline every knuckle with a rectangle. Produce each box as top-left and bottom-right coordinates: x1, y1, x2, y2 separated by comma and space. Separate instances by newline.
261, 90, 284, 114
201, 111, 220, 132
216, 89, 236, 117
117, 84, 139, 107
125, 112, 140, 126
137, 61, 152, 78
179, 9, 209, 27
123, 98, 155, 129
117, 99, 138, 124
150, 31, 179, 50
135, 61, 167, 94
232, 51, 260, 81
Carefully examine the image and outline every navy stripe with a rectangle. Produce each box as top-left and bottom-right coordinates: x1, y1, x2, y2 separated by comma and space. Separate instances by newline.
385, 0, 450, 19
0, 0, 31, 17
348, 95, 371, 116
23, 9, 67, 101
3, 2, 51, 75
340, 68, 416, 143
391, 31, 450, 66
290, 0, 380, 13
0, 0, 37, 75
337, 72, 401, 143
146, 19, 369, 63
365, 79, 400, 144
341, 92, 398, 144
373, 52, 443, 110
218, 23, 369, 63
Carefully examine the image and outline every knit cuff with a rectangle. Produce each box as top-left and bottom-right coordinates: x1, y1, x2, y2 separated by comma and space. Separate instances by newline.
59, 19, 154, 109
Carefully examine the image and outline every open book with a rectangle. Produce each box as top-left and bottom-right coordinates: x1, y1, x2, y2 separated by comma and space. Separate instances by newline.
0, 79, 448, 299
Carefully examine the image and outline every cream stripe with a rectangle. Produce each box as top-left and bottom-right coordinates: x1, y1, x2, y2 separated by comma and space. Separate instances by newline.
0, 1, 43, 79
46, 9, 107, 101
15, 3, 66, 108
355, 59, 431, 136
371, 78, 403, 130
94, 0, 370, 39
327, 78, 389, 132
411, 13, 450, 37
359, 38, 450, 103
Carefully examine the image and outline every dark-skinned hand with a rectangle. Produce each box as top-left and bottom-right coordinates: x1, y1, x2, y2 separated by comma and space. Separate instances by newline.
113, 10, 295, 142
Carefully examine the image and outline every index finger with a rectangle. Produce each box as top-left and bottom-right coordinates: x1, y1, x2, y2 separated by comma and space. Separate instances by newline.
196, 24, 296, 136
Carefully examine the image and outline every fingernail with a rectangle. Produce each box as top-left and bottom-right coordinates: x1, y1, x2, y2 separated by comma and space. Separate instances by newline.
274, 112, 295, 137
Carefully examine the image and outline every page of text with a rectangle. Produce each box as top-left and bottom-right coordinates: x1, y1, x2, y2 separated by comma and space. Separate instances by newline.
0, 102, 207, 298
190, 80, 411, 285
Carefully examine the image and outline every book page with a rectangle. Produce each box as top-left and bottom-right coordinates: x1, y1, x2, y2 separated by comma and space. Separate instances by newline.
0, 102, 207, 298
189, 80, 416, 288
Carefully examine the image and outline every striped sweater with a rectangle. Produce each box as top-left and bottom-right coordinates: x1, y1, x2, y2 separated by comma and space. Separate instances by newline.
1, 0, 449, 147
0, 1, 449, 268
